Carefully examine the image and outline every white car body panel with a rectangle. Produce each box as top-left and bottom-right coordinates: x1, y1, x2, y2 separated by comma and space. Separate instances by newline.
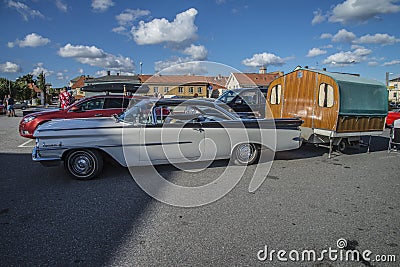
32, 99, 302, 170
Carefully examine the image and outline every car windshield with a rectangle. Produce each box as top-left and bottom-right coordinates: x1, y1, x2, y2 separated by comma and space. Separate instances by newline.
118, 99, 238, 124
118, 99, 154, 124
217, 90, 238, 103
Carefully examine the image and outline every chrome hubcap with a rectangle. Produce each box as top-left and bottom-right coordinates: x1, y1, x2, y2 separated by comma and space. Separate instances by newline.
70, 153, 94, 176
237, 144, 255, 163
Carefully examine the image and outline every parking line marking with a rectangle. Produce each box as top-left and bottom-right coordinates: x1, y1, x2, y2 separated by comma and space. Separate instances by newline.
18, 139, 34, 148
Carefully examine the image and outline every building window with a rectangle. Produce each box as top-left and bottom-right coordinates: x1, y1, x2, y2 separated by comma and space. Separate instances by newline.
188, 87, 194, 94
318, 83, 334, 108
164, 87, 169, 93
154, 87, 159, 93
394, 92, 397, 97
178, 87, 184, 94
269, 84, 281, 104
197, 87, 202, 94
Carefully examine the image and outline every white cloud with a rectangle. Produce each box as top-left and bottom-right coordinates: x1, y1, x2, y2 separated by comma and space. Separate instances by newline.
56, 72, 68, 81
307, 48, 327, 57
321, 29, 399, 47
368, 61, 379, 66
332, 29, 356, 43
154, 43, 208, 73
312, 9, 326, 25
320, 33, 333, 39
8, 33, 50, 48
356, 33, 400, 45
329, 0, 400, 24
116, 9, 150, 26
55, 0, 68, 12
6, 0, 44, 21
0, 61, 21, 73
112, 26, 128, 34
131, 8, 198, 45
58, 44, 105, 58
241, 52, 285, 67
322, 47, 372, 66
182, 44, 208, 60
78, 68, 84, 74
31, 63, 53, 77
155, 59, 208, 75
382, 60, 400, 66
353, 47, 372, 57
92, 0, 114, 12
58, 44, 134, 72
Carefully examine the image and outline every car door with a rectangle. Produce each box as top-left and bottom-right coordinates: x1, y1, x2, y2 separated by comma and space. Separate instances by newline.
139, 104, 205, 162
65, 97, 105, 119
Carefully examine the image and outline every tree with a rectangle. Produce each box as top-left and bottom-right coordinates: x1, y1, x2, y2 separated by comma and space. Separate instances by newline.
0, 78, 16, 101
37, 71, 46, 105
0, 78, 10, 101
15, 74, 35, 101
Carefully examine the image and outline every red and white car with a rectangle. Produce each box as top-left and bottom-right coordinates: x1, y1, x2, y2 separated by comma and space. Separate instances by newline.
19, 95, 143, 138
0, 103, 5, 115
386, 109, 400, 127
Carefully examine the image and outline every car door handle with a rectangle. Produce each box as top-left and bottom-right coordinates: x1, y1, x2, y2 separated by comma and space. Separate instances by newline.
193, 128, 204, 132
94, 114, 103, 117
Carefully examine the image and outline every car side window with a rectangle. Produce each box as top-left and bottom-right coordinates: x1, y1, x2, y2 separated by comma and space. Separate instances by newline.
240, 90, 258, 104
79, 98, 105, 111
104, 98, 124, 109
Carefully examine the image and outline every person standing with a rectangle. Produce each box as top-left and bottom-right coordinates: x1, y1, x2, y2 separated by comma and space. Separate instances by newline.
6, 95, 15, 117
59, 87, 71, 109
3, 95, 8, 112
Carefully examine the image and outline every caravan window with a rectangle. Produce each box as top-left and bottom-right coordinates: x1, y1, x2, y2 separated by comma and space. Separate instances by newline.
318, 83, 334, 108
270, 84, 281, 104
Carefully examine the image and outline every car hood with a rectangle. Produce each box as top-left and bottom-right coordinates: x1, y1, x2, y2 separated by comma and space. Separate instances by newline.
24, 108, 63, 117
34, 117, 122, 137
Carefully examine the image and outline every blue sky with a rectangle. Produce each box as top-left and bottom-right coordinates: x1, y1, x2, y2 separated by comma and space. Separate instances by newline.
1, 0, 399, 87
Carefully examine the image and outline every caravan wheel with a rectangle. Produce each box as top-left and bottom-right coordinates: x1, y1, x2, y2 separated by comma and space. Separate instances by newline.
337, 139, 348, 152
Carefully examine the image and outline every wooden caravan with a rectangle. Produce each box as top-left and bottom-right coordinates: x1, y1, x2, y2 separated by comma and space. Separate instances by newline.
266, 68, 388, 152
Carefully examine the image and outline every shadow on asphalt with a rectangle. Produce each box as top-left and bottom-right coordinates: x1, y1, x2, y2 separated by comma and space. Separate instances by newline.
0, 152, 153, 265
0, 134, 392, 264
275, 135, 390, 160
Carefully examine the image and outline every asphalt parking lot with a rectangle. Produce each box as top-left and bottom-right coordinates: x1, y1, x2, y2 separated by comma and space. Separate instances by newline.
0, 110, 399, 266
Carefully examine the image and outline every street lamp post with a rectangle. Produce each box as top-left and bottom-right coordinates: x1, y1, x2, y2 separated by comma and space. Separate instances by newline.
386, 72, 393, 87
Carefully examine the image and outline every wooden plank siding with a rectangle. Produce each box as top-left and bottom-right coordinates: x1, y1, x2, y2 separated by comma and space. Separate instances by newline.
267, 70, 340, 131
336, 116, 385, 132
314, 74, 340, 131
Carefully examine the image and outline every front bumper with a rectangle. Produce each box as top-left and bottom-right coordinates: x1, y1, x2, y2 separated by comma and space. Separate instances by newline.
32, 145, 62, 166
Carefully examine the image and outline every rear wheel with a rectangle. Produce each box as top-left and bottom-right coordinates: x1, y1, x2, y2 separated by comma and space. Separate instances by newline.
233, 143, 259, 165
64, 149, 103, 180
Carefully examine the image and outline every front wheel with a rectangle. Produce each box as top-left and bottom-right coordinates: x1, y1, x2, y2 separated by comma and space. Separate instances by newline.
233, 143, 260, 165
64, 149, 103, 180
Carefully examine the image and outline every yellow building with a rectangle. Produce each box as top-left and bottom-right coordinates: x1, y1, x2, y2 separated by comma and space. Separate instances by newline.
138, 75, 227, 98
